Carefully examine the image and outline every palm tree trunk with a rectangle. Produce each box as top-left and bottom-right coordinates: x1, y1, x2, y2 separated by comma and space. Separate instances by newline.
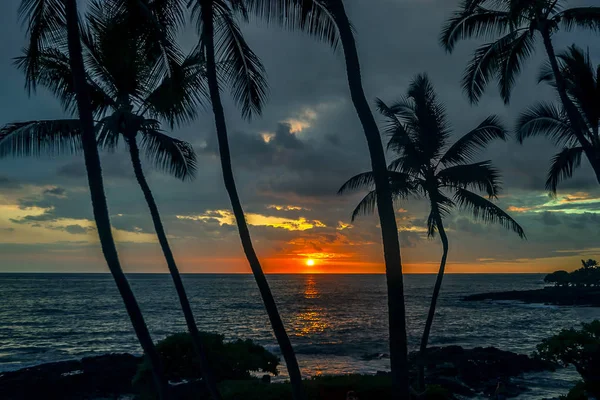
327, 1, 409, 398
126, 136, 222, 400
63, 2, 170, 399
540, 28, 600, 185
199, 4, 306, 400
417, 217, 449, 391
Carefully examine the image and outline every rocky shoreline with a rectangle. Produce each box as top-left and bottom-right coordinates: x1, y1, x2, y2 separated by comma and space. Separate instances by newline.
0, 346, 557, 399
463, 287, 600, 307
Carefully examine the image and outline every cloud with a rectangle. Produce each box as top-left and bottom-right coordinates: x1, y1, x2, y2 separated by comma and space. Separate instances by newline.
63, 224, 93, 235
0, 175, 22, 189
176, 209, 327, 231
540, 212, 561, 226
43, 186, 67, 197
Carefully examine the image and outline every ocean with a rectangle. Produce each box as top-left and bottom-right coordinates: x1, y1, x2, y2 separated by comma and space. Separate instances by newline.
1, 273, 599, 398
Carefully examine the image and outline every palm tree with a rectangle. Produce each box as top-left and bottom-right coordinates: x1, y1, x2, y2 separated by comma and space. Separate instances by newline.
516, 45, 600, 193
184, 1, 306, 398
246, 1, 411, 396
339, 74, 526, 391
13, 0, 170, 398
5, 4, 218, 398
441, 0, 600, 183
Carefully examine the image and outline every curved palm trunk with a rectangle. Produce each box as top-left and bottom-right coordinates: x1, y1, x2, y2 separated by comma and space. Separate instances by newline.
200, 4, 306, 400
417, 217, 449, 391
540, 28, 600, 185
63, 2, 170, 399
328, 1, 409, 398
126, 136, 222, 400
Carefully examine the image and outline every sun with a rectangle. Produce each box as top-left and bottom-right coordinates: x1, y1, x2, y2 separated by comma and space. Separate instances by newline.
306, 259, 315, 267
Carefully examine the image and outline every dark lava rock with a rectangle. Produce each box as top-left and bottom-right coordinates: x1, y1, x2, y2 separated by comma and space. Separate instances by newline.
0, 353, 142, 399
411, 346, 556, 398
463, 287, 600, 307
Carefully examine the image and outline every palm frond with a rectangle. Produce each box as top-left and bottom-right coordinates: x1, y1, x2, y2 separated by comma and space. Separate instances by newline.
461, 29, 525, 104
537, 59, 555, 85
498, 30, 535, 103
407, 74, 451, 161
213, 7, 269, 120
438, 161, 501, 198
350, 190, 377, 221
440, 3, 509, 52
378, 97, 428, 177
15, 47, 116, 117
138, 122, 197, 180
95, 114, 123, 151
82, 10, 134, 99
143, 46, 209, 128
18, 0, 67, 92
109, 0, 185, 78
453, 187, 526, 238
245, 0, 339, 49
557, 7, 600, 32
375, 97, 407, 137
338, 171, 375, 194
553, 45, 599, 132
515, 102, 577, 147
340, 170, 415, 221
0, 119, 82, 157
441, 115, 507, 165
545, 147, 584, 195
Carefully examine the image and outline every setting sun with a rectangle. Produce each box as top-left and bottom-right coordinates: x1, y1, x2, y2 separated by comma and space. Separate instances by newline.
306, 259, 315, 267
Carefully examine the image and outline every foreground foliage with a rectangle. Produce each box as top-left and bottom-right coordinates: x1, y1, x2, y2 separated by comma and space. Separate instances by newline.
134, 332, 279, 398
536, 320, 600, 399
219, 377, 449, 400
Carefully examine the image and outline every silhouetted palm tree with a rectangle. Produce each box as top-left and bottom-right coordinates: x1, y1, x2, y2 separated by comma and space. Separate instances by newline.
339, 74, 526, 391
517, 45, 600, 192
441, 0, 600, 182
11, 1, 170, 398
246, 1, 411, 396
183, 1, 306, 398
3, 4, 217, 398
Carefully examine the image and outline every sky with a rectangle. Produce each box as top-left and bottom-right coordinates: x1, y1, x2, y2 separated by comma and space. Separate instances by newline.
0, 0, 599, 274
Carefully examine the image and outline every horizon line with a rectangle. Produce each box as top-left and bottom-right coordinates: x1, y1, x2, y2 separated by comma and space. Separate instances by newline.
0, 271, 549, 275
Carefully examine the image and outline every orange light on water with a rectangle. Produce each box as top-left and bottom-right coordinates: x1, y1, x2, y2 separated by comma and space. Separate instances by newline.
306, 259, 315, 266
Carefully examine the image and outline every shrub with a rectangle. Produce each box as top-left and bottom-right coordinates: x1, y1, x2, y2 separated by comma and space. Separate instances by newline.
133, 332, 279, 398
536, 320, 600, 399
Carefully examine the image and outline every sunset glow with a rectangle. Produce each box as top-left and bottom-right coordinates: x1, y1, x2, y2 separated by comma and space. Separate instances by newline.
306, 259, 315, 267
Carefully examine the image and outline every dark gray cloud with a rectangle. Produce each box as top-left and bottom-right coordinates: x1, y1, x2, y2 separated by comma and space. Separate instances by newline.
0, 175, 22, 189
541, 212, 561, 226
43, 187, 66, 197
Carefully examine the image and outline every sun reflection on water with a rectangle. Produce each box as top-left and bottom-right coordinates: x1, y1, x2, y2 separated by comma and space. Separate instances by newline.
304, 276, 319, 299
293, 275, 330, 337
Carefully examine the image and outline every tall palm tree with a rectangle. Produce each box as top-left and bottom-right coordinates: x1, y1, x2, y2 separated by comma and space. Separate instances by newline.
184, 1, 306, 398
339, 74, 526, 391
516, 45, 600, 193
441, 0, 600, 183
14, 0, 170, 398
246, 1, 411, 396
5, 4, 218, 398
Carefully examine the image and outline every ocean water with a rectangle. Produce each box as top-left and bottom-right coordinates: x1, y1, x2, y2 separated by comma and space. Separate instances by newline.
1, 273, 599, 398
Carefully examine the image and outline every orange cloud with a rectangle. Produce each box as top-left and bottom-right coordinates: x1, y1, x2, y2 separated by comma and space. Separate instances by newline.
336, 221, 353, 231
507, 205, 533, 212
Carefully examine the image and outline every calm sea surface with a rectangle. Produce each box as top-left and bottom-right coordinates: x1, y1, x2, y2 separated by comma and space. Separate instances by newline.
1, 273, 599, 398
